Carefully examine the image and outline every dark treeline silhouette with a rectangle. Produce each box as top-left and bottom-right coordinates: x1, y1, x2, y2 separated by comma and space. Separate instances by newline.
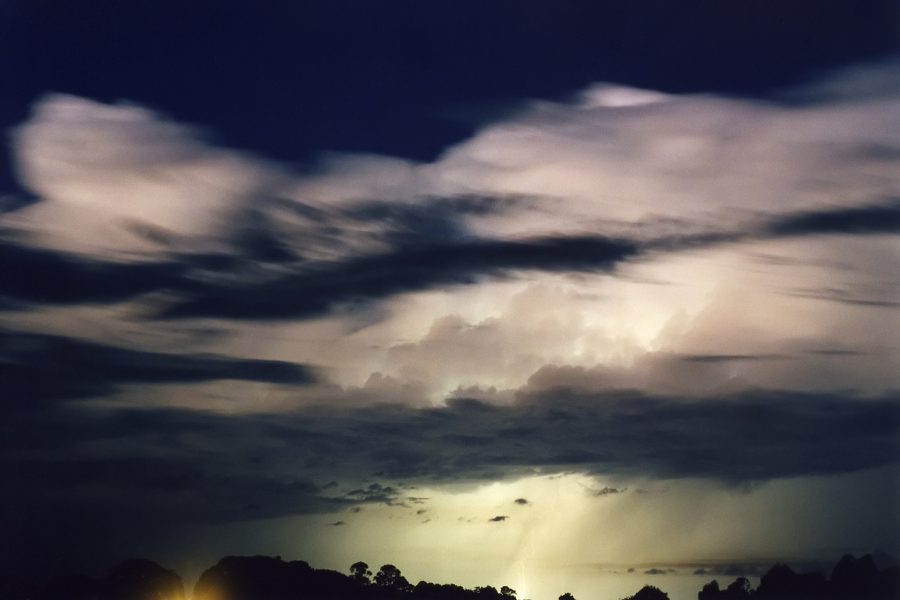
698, 554, 899, 600
0, 559, 183, 600
1, 553, 897, 600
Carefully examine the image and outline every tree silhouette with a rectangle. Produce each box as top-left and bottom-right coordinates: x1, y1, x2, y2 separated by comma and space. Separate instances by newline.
725, 577, 751, 598
4, 551, 899, 600
375, 564, 413, 593
698, 580, 720, 600
473, 585, 499, 598
350, 561, 373, 585
623, 585, 669, 600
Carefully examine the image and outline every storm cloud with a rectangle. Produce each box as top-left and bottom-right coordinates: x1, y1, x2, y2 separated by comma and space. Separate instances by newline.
0, 328, 316, 404
1, 193, 896, 322
1, 39, 899, 586
5, 387, 898, 523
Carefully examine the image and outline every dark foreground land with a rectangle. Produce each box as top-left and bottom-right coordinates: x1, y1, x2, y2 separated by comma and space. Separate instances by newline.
1, 553, 897, 600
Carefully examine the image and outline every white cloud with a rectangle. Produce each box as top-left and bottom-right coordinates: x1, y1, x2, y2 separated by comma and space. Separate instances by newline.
9, 94, 278, 257
288, 61, 900, 241
4, 61, 899, 406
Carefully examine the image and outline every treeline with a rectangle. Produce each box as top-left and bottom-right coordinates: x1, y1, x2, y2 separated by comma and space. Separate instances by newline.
698, 554, 899, 600
0, 553, 897, 600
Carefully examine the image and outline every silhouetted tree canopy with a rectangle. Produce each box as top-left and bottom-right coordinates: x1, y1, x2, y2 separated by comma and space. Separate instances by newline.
2, 552, 898, 600
375, 564, 413, 594
698, 553, 899, 600
623, 585, 669, 600
699, 580, 720, 600
725, 577, 751, 598
351, 562, 373, 585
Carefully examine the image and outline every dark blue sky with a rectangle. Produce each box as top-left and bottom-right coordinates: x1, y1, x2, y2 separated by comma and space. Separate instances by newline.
2, 0, 898, 193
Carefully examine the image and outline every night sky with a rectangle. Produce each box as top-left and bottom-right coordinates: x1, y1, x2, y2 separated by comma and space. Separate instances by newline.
2, 2, 900, 599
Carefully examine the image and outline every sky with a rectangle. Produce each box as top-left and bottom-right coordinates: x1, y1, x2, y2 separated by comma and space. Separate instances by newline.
2, 2, 900, 599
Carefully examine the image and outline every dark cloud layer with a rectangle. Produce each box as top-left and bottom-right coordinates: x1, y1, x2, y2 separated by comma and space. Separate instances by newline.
343, 195, 527, 247
3, 378, 898, 573
159, 234, 642, 320
765, 199, 900, 237
678, 354, 793, 365
0, 238, 185, 305
784, 286, 900, 309
154, 197, 900, 320
0, 329, 315, 405
5, 388, 898, 524
3, 199, 898, 321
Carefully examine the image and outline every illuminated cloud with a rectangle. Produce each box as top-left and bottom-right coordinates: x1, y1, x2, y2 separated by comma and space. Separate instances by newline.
2, 56, 899, 584
9, 95, 277, 257
2, 59, 898, 405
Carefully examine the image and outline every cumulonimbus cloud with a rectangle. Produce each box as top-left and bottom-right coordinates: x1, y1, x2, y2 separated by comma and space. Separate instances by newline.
2, 61, 899, 554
